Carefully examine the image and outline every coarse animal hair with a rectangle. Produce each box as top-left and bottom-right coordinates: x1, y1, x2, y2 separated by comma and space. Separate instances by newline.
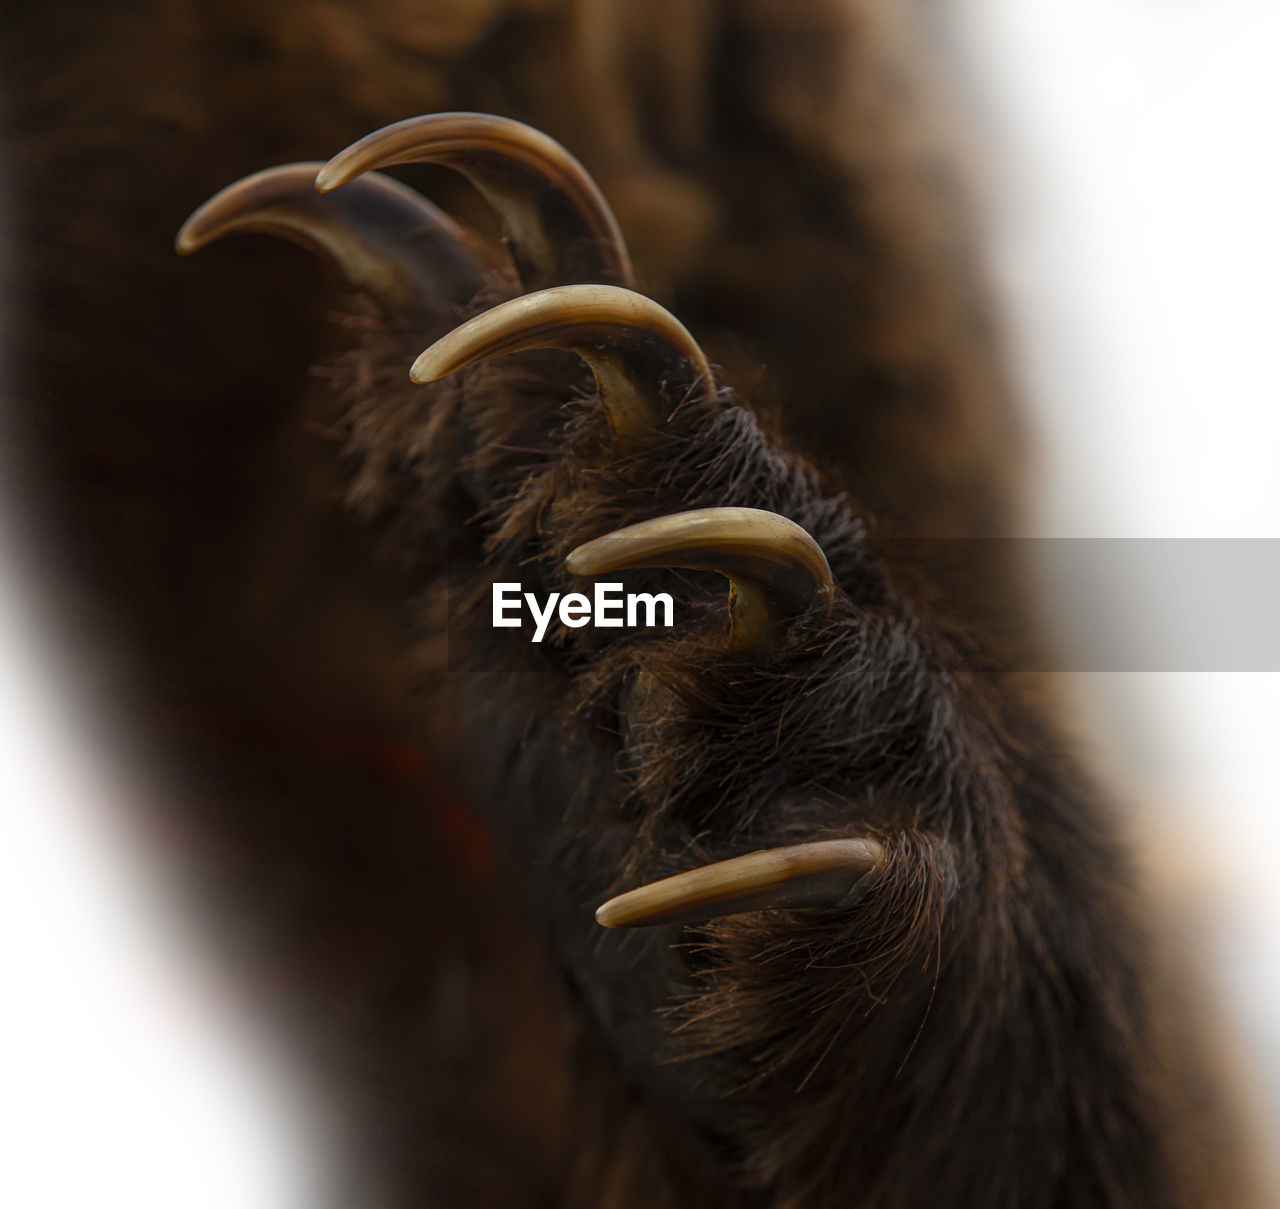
0, 0, 1268, 1206
323, 241, 1229, 1207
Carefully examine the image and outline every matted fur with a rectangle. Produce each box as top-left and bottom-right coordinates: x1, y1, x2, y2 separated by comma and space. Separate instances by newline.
0, 0, 1264, 1205
323, 273, 1229, 1204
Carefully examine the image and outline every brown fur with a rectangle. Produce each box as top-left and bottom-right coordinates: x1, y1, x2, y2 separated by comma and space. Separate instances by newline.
0, 1, 1260, 1205
328, 264, 1244, 1204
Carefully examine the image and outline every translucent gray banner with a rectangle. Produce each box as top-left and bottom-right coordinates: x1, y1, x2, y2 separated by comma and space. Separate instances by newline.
450, 539, 1280, 672
1028, 538, 1280, 672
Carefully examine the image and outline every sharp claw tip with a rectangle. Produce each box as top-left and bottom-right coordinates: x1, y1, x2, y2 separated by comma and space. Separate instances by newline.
408, 354, 437, 384
565, 534, 614, 577
593, 903, 617, 928
173, 224, 199, 255
312, 163, 342, 193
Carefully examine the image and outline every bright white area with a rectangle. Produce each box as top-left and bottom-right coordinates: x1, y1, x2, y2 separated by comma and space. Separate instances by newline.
954, 0, 1280, 539
953, 0, 1280, 1117
0, 534, 326, 1207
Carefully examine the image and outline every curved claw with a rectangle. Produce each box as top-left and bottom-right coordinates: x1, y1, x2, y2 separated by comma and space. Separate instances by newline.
595, 839, 885, 928
176, 162, 489, 311
410, 284, 713, 435
316, 112, 633, 290
566, 507, 835, 648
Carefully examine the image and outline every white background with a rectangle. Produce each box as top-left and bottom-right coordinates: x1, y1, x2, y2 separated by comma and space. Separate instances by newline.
952, 0, 1280, 1125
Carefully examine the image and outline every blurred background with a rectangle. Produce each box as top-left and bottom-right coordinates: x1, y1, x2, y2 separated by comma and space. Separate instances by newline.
952, 0, 1280, 1132
2, 1, 1278, 1204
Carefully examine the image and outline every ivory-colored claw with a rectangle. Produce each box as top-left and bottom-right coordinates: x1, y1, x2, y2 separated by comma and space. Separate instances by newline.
409, 284, 713, 434
595, 838, 885, 928
176, 163, 487, 309
566, 507, 835, 648
316, 112, 633, 290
